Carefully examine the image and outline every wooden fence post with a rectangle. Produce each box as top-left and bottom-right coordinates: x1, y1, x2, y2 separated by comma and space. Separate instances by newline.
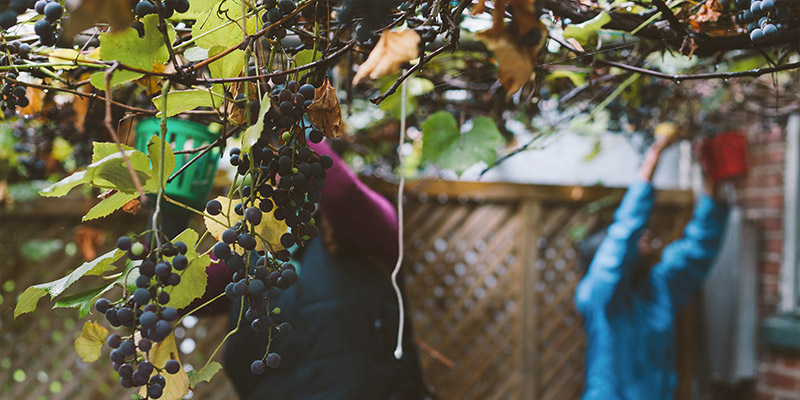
522, 199, 543, 399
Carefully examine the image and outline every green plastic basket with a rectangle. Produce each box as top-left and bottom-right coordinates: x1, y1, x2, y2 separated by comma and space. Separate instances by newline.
135, 118, 220, 210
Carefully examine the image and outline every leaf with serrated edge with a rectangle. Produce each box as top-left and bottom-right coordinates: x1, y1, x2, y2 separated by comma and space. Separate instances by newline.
242, 91, 272, 152
187, 361, 222, 387
74, 321, 108, 363
54, 284, 114, 318
138, 334, 190, 400
191, 0, 258, 50
13, 248, 125, 318
204, 196, 285, 253
89, 14, 175, 89
164, 229, 208, 310
83, 191, 138, 221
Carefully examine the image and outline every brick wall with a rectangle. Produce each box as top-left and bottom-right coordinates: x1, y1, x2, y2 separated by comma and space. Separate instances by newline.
734, 121, 800, 400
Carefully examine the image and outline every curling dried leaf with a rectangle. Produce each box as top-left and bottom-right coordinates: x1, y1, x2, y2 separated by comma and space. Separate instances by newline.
306, 79, 344, 138
353, 29, 421, 85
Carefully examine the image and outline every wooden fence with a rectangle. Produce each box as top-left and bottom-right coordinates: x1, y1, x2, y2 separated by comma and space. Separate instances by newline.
0, 181, 695, 400
378, 180, 696, 400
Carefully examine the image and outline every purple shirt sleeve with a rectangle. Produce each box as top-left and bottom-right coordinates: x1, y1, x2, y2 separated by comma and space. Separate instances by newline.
310, 140, 399, 268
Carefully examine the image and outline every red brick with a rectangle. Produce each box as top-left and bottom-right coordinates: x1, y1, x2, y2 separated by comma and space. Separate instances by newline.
761, 261, 782, 276
766, 238, 784, 253
765, 370, 798, 391
776, 354, 800, 370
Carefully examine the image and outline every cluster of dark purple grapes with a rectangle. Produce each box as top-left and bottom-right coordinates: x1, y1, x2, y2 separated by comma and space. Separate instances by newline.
203, 77, 332, 374
31, 0, 63, 46
734, 0, 798, 43
259, 0, 297, 40
0, 73, 29, 112
131, 0, 191, 37
92, 237, 191, 398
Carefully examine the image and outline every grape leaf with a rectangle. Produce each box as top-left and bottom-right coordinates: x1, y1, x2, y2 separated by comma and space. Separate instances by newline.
187, 361, 222, 387
293, 49, 321, 79
83, 191, 139, 222
152, 89, 219, 117
91, 141, 139, 163
138, 334, 190, 400
208, 46, 246, 97
74, 321, 109, 363
163, 229, 209, 310
562, 11, 610, 48
41, 149, 151, 197
89, 14, 176, 89
14, 248, 125, 318
242, 91, 272, 153
54, 284, 113, 317
421, 112, 504, 175
204, 196, 285, 252
143, 135, 177, 193
191, 0, 258, 50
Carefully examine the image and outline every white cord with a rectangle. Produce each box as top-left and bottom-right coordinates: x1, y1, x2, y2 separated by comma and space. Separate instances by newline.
391, 75, 408, 360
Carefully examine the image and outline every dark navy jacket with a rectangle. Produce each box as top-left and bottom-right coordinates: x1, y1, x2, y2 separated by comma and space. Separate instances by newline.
575, 180, 728, 400
223, 238, 426, 400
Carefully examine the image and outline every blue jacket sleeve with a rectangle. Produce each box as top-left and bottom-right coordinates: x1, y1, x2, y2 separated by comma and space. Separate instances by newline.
575, 180, 655, 315
650, 195, 729, 311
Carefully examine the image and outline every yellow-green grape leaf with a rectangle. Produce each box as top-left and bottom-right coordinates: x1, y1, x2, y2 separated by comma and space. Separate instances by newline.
293, 49, 321, 79
164, 229, 208, 309
181, 0, 219, 20
138, 334, 190, 400
421, 112, 505, 176
187, 361, 222, 387
40, 149, 151, 197
47, 48, 95, 70
204, 196, 285, 252
89, 14, 176, 89
208, 46, 245, 90
13, 248, 125, 318
241, 91, 272, 152
74, 321, 109, 362
91, 142, 138, 163
152, 89, 219, 117
191, 0, 258, 50
83, 191, 138, 221
379, 75, 434, 119
143, 135, 177, 192
562, 11, 610, 48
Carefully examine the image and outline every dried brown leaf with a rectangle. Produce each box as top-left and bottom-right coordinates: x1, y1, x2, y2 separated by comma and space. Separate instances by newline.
477, 0, 547, 94
18, 86, 45, 116
122, 198, 141, 214
353, 30, 421, 85
226, 81, 257, 126
63, 0, 134, 39
75, 226, 104, 261
306, 78, 344, 138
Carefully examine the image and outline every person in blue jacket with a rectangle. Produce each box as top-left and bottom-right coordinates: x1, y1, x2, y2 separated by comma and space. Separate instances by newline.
575, 130, 730, 400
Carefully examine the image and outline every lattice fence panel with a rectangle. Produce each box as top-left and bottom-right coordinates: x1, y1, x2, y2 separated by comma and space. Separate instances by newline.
397, 182, 695, 400
404, 198, 524, 400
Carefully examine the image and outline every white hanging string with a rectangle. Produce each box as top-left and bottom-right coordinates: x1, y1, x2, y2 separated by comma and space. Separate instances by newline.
391, 73, 408, 360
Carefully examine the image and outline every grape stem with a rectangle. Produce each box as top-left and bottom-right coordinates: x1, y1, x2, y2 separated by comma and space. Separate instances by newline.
103, 61, 148, 202
174, 292, 226, 327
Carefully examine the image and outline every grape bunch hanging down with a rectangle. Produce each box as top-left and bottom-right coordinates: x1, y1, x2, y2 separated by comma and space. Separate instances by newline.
338, 0, 404, 43
205, 75, 331, 375
734, 0, 799, 43
93, 237, 190, 399
259, 0, 298, 40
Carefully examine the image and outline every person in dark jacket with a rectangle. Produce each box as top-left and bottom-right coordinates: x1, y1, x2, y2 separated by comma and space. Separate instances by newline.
201, 140, 428, 400
575, 130, 730, 400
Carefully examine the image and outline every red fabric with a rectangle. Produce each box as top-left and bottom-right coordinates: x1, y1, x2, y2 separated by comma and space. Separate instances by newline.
700, 132, 749, 181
